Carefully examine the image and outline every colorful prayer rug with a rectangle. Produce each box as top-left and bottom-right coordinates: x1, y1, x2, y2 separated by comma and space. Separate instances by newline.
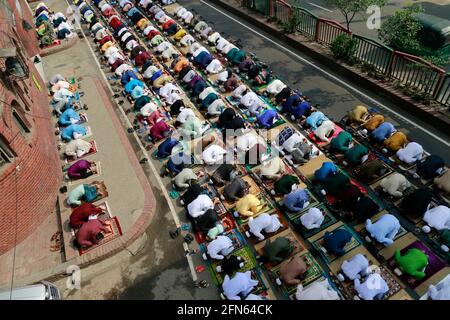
387, 241, 446, 289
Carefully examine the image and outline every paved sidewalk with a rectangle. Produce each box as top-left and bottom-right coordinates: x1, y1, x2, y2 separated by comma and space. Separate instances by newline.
0, 0, 156, 290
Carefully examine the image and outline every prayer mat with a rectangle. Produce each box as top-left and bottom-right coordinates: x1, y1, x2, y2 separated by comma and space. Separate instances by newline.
346, 266, 402, 300
388, 154, 422, 172
68, 161, 102, 185
240, 211, 290, 246
90, 181, 109, 204
387, 240, 447, 289
194, 213, 236, 244
208, 246, 258, 285
255, 229, 306, 270
200, 229, 246, 256
325, 178, 368, 205
296, 154, 333, 181
307, 125, 343, 148
359, 223, 408, 252
352, 158, 393, 185
334, 151, 378, 173
78, 216, 123, 255
312, 224, 362, 264
292, 204, 338, 239
218, 175, 261, 210
284, 190, 320, 222
249, 268, 269, 296
268, 252, 324, 298
65, 140, 98, 163
233, 195, 276, 225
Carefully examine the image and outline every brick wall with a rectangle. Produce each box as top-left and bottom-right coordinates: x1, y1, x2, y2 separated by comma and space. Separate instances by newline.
0, 0, 62, 255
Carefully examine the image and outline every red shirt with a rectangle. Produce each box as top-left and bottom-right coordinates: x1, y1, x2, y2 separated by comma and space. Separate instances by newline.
146, 30, 160, 40
76, 219, 106, 247
109, 17, 121, 30
70, 203, 103, 229
99, 35, 113, 47
134, 51, 152, 66
146, 110, 163, 126
150, 120, 169, 140
162, 20, 175, 31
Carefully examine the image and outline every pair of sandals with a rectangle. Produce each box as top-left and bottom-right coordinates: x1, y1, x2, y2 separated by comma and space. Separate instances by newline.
50, 231, 63, 252
194, 280, 209, 288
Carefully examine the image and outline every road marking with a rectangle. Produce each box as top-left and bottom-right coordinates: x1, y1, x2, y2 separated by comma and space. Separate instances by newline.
308, 2, 333, 12
199, 0, 450, 147
65, 0, 198, 282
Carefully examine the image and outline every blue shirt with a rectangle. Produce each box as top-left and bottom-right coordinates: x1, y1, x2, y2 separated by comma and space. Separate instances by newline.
125, 79, 144, 94
282, 94, 300, 114
167, 153, 191, 175
306, 111, 327, 130
323, 229, 352, 256
257, 109, 278, 128
59, 108, 80, 126
157, 138, 179, 158
314, 162, 337, 182
61, 124, 87, 141
127, 7, 140, 17
292, 101, 311, 119
121, 70, 138, 85
283, 189, 309, 212
371, 122, 395, 142
149, 70, 163, 82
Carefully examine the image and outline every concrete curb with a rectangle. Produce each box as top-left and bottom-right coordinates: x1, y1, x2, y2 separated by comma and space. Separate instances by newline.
209, 0, 450, 132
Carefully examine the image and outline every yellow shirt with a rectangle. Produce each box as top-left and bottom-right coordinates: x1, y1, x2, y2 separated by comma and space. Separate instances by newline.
236, 194, 261, 217
349, 105, 368, 123
174, 29, 187, 41
137, 18, 149, 31
153, 74, 171, 88
101, 41, 114, 53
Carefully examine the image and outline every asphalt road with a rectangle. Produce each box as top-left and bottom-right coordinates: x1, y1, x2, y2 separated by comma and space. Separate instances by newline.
287, 0, 450, 39
183, 0, 450, 162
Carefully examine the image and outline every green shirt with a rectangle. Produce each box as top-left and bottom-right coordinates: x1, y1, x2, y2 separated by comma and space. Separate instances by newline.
274, 175, 299, 195
345, 144, 368, 164
330, 131, 352, 152
264, 237, 293, 263
323, 173, 349, 194
395, 248, 428, 279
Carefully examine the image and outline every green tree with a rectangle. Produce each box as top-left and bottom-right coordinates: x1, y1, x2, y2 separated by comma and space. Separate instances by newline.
378, 4, 424, 53
326, 0, 387, 30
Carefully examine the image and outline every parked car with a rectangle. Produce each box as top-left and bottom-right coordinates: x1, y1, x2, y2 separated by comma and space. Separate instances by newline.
0, 281, 61, 300
414, 13, 450, 50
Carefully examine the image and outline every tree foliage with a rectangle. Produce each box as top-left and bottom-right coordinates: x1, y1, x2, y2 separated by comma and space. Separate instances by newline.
330, 34, 358, 62
378, 4, 424, 53
326, 0, 387, 29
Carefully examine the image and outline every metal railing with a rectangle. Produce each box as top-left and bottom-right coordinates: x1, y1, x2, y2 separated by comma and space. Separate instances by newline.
274, 0, 292, 23
389, 52, 445, 96
436, 74, 450, 106
294, 7, 317, 40
241, 0, 450, 107
353, 35, 393, 74
316, 18, 351, 46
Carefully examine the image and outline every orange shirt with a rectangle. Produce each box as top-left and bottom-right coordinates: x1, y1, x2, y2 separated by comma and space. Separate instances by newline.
384, 132, 408, 151
174, 59, 189, 73
364, 114, 384, 131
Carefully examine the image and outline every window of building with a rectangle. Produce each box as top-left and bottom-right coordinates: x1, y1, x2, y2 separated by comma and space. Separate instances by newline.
10, 100, 30, 135
0, 135, 15, 167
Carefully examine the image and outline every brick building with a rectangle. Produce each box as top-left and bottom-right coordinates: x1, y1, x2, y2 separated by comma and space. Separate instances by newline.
0, 0, 61, 255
